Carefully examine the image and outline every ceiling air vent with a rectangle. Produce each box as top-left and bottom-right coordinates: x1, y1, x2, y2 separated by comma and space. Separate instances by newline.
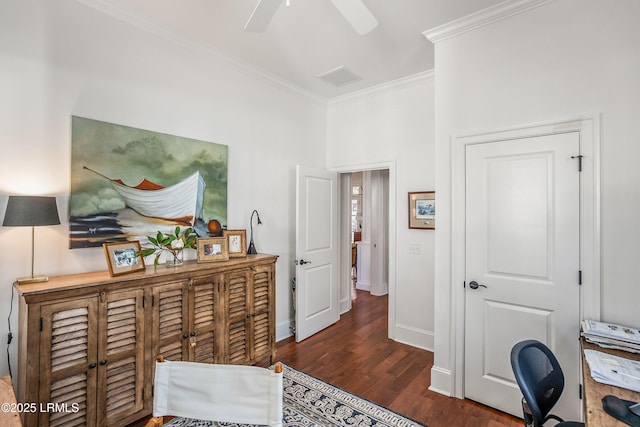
317, 66, 362, 87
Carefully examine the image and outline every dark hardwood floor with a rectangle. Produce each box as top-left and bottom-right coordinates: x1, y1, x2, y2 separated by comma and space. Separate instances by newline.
275, 290, 523, 427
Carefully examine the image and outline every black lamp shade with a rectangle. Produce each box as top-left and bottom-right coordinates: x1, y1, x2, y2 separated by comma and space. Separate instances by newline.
3, 196, 60, 227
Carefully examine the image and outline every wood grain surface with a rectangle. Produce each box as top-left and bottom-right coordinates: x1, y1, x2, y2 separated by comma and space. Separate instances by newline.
0, 376, 22, 427
582, 339, 640, 426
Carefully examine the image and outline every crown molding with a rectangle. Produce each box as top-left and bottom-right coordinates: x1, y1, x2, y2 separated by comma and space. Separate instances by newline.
423, 0, 557, 44
76, 0, 327, 105
328, 69, 434, 104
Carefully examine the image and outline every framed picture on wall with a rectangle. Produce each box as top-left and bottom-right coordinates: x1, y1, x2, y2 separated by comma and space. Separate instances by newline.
69, 116, 228, 249
408, 191, 435, 229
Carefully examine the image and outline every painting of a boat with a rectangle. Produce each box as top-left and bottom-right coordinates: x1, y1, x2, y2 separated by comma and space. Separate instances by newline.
70, 116, 228, 249
86, 167, 206, 225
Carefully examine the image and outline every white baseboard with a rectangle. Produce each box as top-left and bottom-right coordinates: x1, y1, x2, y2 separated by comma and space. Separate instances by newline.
340, 296, 351, 314
393, 323, 434, 351
355, 281, 370, 291
429, 366, 452, 396
276, 319, 294, 342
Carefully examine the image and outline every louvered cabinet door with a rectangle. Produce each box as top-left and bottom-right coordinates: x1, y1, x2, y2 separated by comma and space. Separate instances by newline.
97, 289, 146, 427
39, 298, 99, 427
152, 280, 189, 362
250, 264, 275, 363
224, 269, 251, 365
189, 275, 219, 363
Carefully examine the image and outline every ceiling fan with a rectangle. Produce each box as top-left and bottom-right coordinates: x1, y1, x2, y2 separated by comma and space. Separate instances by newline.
244, 0, 378, 35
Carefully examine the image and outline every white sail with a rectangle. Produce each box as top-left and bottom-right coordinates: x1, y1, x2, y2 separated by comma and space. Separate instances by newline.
110, 171, 205, 224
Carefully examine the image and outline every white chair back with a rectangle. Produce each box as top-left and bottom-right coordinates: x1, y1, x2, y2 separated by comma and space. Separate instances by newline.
153, 360, 283, 427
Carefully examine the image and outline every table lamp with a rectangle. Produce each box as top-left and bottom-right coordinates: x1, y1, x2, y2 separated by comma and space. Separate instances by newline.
247, 209, 262, 255
3, 195, 60, 284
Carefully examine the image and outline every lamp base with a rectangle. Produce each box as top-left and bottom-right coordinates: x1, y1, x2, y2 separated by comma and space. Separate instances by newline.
247, 241, 257, 255
16, 275, 49, 285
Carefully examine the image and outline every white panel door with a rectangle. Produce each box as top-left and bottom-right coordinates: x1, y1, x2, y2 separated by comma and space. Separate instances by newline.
295, 166, 339, 342
464, 132, 581, 419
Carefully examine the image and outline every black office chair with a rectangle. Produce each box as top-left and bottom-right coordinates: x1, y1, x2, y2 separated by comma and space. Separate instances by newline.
510, 340, 584, 427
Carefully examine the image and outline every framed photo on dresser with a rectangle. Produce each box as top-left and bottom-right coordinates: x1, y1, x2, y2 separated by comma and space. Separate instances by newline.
103, 241, 146, 276
197, 237, 229, 262
223, 229, 247, 257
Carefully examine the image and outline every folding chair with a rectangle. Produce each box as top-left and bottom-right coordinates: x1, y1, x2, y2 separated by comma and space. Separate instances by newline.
146, 356, 283, 427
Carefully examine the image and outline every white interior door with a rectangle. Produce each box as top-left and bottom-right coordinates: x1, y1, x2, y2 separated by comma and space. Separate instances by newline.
464, 132, 581, 420
295, 166, 339, 342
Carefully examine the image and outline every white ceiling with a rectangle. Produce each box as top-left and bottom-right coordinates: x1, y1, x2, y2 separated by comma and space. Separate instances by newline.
82, 0, 505, 100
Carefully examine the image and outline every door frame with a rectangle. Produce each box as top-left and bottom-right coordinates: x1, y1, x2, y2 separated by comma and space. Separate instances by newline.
331, 160, 396, 339
451, 116, 601, 399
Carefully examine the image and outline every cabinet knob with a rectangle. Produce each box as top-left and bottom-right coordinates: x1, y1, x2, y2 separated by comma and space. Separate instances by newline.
88, 362, 97, 369
183, 333, 189, 339
190, 331, 196, 337
246, 314, 251, 318
99, 359, 107, 366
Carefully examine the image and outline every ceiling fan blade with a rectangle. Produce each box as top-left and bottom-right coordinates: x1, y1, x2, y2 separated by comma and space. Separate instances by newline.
244, 0, 282, 33
330, 0, 378, 35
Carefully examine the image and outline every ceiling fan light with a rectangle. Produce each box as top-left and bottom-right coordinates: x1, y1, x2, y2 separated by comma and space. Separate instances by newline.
330, 0, 378, 35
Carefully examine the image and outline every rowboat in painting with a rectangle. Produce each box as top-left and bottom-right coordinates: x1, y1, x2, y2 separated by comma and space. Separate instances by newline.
84, 167, 205, 224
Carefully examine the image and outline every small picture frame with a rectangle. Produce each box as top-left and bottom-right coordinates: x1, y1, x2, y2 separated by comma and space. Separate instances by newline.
408, 191, 435, 230
223, 229, 247, 258
197, 237, 229, 263
103, 241, 146, 276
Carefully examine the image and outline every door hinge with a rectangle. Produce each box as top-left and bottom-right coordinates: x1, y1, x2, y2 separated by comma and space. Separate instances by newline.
152, 295, 155, 306
463, 281, 466, 288
578, 270, 583, 285
39, 317, 43, 332
571, 155, 583, 172
142, 296, 145, 308
579, 383, 583, 399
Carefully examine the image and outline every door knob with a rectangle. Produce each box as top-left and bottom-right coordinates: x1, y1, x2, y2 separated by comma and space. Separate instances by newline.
297, 259, 312, 265
468, 281, 487, 290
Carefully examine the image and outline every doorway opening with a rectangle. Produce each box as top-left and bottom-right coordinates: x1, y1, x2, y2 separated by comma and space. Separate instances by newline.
339, 169, 390, 325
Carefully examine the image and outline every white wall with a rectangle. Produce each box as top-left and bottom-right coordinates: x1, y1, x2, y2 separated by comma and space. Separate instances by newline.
430, 0, 640, 395
326, 75, 436, 350
0, 0, 327, 377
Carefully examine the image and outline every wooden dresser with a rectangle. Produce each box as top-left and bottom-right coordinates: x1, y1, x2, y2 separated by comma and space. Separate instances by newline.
15, 254, 277, 427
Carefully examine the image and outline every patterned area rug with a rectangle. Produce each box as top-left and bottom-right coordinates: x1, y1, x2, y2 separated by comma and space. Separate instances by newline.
164, 363, 427, 427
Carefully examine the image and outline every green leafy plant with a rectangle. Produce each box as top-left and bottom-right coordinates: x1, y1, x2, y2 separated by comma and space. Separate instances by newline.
138, 226, 197, 266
